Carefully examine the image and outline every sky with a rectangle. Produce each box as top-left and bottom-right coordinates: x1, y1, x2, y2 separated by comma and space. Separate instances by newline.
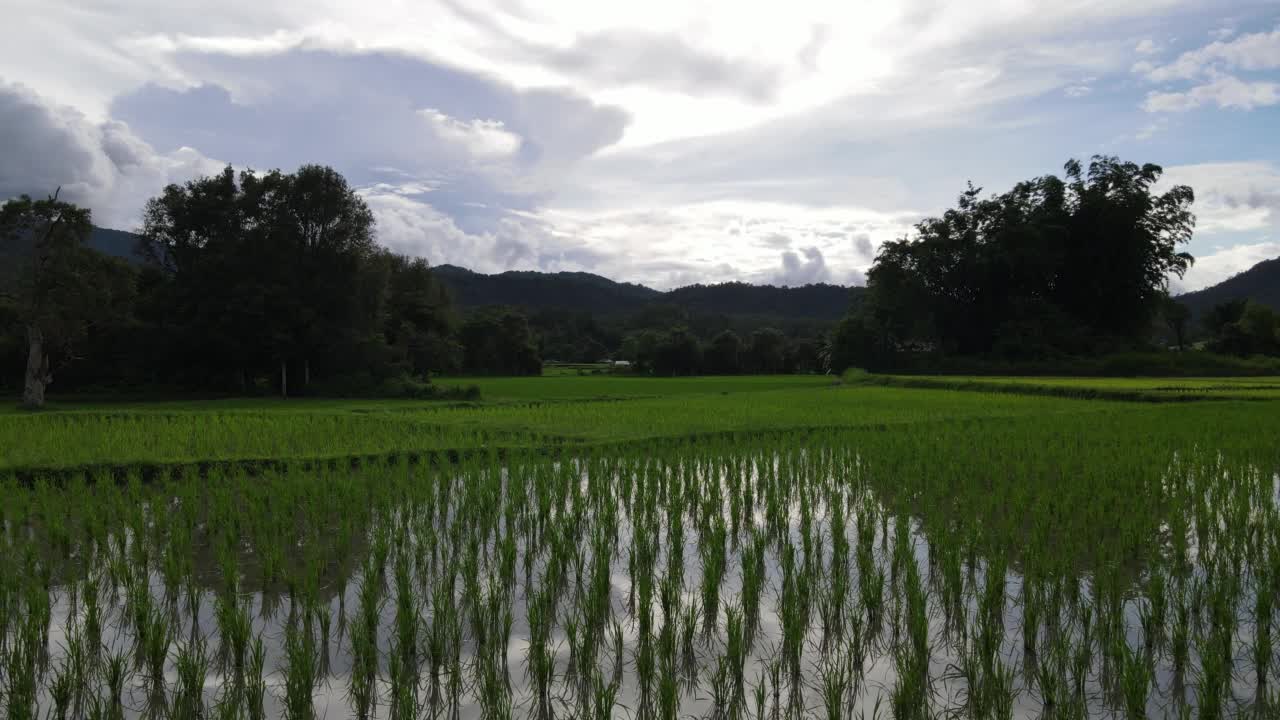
2, 1, 1279, 292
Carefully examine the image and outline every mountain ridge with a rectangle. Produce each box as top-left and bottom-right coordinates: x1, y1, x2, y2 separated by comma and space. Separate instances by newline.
1177, 257, 1280, 326
432, 263, 860, 321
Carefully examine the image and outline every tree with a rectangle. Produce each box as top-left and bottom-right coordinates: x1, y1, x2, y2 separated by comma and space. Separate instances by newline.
0, 193, 134, 408
384, 253, 459, 376
652, 327, 701, 376
745, 328, 786, 373
1206, 300, 1280, 356
851, 156, 1196, 360
139, 165, 385, 394
458, 307, 542, 375
1162, 297, 1191, 351
703, 330, 742, 374
786, 337, 820, 373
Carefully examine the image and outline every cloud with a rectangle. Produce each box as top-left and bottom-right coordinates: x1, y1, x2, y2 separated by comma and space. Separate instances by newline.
1159, 161, 1280, 234
1140, 26, 1280, 82
852, 233, 875, 259
0, 80, 223, 228
1143, 74, 1280, 112
359, 187, 538, 272
5, 0, 1276, 292
1176, 242, 1280, 293
530, 29, 783, 103
418, 108, 521, 160
773, 246, 832, 286
107, 49, 630, 239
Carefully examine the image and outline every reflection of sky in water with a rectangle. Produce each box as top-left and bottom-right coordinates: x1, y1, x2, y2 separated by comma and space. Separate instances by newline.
19, 459, 1280, 718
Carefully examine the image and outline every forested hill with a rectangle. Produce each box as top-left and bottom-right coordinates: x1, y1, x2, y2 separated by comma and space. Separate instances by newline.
1177, 257, 1280, 322
434, 264, 861, 321
433, 264, 661, 313
89, 227, 143, 261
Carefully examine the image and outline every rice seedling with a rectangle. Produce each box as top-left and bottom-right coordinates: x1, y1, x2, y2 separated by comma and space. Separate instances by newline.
2, 390, 1279, 718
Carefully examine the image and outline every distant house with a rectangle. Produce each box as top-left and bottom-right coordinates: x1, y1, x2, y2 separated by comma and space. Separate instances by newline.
611, 360, 632, 368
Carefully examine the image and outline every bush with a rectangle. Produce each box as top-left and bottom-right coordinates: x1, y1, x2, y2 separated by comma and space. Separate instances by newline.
840, 368, 873, 384
311, 372, 481, 400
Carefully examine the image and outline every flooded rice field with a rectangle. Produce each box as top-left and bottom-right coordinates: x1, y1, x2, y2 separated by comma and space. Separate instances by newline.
4, 420, 1280, 719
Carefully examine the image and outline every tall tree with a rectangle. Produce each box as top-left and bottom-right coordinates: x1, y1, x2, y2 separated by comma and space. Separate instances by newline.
1162, 297, 1191, 351
0, 193, 134, 408
849, 156, 1196, 362
140, 165, 383, 394
745, 328, 787, 373
704, 330, 743, 374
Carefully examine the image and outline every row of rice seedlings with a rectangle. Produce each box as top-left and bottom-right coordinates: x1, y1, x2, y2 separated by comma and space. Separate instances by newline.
2, 404, 1280, 716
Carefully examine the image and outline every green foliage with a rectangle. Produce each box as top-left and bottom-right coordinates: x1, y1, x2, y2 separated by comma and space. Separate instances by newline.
838, 156, 1198, 367
0, 193, 136, 407
840, 367, 872, 384
0, 390, 1277, 715
1205, 299, 1280, 356
458, 306, 542, 375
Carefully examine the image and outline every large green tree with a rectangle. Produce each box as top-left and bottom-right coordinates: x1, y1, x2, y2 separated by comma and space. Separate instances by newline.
0, 193, 134, 408
844, 156, 1195, 365
139, 165, 384, 394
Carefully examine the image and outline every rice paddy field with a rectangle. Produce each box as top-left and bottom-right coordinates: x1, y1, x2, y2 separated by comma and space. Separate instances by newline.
3, 376, 1280, 719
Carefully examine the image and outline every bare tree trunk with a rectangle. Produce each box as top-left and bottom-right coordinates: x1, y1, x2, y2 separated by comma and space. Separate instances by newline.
280, 359, 288, 399
304, 358, 310, 388
21, 325, 52, 409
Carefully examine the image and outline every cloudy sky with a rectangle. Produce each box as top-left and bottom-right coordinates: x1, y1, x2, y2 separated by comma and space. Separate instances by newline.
2, 1, 1279, 291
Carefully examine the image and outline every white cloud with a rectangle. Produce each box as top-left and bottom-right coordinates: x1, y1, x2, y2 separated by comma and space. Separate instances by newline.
1176, 242, 1280, 293
1140, 25, 1280, 82
1159, 161, 1280, 234
418, 108, 522, 160
4, 0, 1278, 289
517, 199, 907, 288
359, 188, 536, 272
1134, 119, 1166, 140
3, 0, 1197, 148
1143, 74, 1280, 112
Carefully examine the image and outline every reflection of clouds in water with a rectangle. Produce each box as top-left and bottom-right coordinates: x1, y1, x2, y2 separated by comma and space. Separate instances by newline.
27, 447, 1276, 718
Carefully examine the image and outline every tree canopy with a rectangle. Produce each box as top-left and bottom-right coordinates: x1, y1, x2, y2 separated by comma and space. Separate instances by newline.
0, 193, 134, 407
835, 156, 1197, 368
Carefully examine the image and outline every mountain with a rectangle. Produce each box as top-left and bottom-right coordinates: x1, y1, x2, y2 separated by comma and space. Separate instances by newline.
77, 233, 860, 325
88, 227, 143, 262
1177, 257, 1280, 326
432, 264, 661, 314
433, 264, 862, 322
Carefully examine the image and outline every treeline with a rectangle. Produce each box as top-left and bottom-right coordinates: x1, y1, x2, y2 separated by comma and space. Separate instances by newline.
2, 164, 836, 407
433, 265, 853, 321
623, 327, 825, 376
527, 304, 835, 371
0, 166, 547, 406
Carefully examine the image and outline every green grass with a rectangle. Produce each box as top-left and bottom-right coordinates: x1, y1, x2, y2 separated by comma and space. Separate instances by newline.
0, 385, 1127, 472
444, 373, 832, 401
3, 397, 1277, 717
877, 373, 1280, 400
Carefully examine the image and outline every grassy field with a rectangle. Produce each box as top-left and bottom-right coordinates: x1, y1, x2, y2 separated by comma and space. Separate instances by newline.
3, 376, 1278, 717
875, 373, 1280, 400
1, 384, 1131, 472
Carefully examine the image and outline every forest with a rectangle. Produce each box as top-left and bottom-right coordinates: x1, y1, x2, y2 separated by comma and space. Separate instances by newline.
4, 156, 1280, 408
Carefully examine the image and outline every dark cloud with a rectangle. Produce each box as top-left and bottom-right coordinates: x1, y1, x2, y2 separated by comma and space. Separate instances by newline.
0, 80, 221, 227
772, 246, 831, 286
852, 232, 875, 259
